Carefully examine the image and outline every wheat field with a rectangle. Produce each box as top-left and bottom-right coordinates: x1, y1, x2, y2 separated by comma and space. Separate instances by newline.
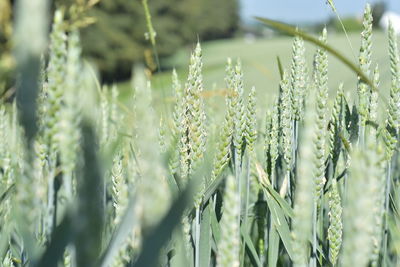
2, 1, 400, 267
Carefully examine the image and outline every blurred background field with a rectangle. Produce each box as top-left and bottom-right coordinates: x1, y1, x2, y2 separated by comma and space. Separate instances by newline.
1, 0, 400, 106
84, 0, 399, 113
117, 30, 392, 125
130, 31, 390, 100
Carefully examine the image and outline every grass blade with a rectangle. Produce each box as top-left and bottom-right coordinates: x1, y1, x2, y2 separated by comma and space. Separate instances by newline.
74, 122, 105, 267
261, 184, 293, 218
199, 204, 211, 267
35, 213, 73, 267
268, 224, 280, 267
240, 224, 262, 267
210, 205, 221, 244
131, 181, 194, 267
98, 198, 138, 267
264, 189, 294, 259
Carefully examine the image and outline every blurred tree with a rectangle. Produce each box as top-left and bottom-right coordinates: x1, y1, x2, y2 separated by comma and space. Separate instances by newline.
57, 0, 101, 29
330, 17, 363, 33
371, 1, 387, 27
80, 0, 239, 82
179, 0, 239, 41
0, 0, 14, 95
324, 14, 364, 34
3, 0, 239, 83
0, 0, 101, 97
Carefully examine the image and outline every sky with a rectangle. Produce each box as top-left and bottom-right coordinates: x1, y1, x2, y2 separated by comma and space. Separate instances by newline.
241, 0, 400, 24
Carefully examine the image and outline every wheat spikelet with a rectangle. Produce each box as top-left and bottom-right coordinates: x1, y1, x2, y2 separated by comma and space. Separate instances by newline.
2, 250, 12, 267
211, 102, 233, 181
111, 151, 128, 225
0, 107, 12, 235
264, 110, 271, 160
279, 70, 293, 197
370, 144, 386, 267
382, 126, 397, 161
43, 10, 67, 156
357, 4, 373, 127
231, 60, 246, 163
110, 149, 132, 266
291, 87, 315, 267
132, 70, 170, 230
245, 86, 257, 152
341, 143, 383, 267
169, 69, 183, 176
329, 83, 344, 166
313, 28, 328, 200
100, 86, 110, 146
217, 175, 240, 267
269, 99, 279, 187
172, 68, 183, 134
109, 84, 120, 141
58, 30, 82, 199
388, 20, 400, 132
158, 116, 167, 153
179, 43, 207, 182
328, 178, 342, 266
290, 36, 308, 121
369, 65, 380, 129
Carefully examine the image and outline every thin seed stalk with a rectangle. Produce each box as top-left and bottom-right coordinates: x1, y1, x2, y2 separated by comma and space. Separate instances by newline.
279, 70, 293, 200
240, 153, 251, 265
382, 160, 392, 263
195, 207, 201, 267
